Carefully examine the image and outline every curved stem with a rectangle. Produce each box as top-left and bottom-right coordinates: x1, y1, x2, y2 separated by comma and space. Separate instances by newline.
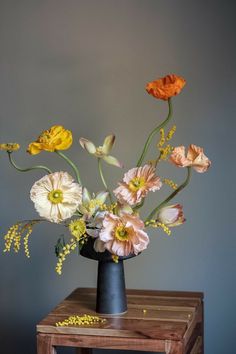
98, 158, 113, 203
8, 152, 52, 174
136, 98, 173, 167
55, 151, 82, 185
133, 198, 145, 211
145, 167, 192, 222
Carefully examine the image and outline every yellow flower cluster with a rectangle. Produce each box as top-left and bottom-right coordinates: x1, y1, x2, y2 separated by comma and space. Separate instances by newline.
69, 219, 86, 240
145, 219, 171, 236
166, 125, 176, 141
100, 202, 117, 213
0, 143, 20, 152
156, 126, 176, 162
55, 239, 77, 275
156, 222, 171, 236
112, 255, 119, 263
3, 222, 37, 256
157, 129, 165, 147
157, 125, 176, 148
159, 145, 173, 160
163, 178, 178, 190
55, 314, 106, 327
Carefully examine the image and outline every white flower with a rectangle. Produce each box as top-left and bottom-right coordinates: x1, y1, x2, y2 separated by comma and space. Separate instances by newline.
30, 171, 82, 223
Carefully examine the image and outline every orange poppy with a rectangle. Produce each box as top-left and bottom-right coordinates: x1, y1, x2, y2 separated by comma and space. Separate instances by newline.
146, 74, 186, 100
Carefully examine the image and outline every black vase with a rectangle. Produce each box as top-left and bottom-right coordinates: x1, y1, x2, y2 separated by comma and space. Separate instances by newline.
80, 237, 135, 315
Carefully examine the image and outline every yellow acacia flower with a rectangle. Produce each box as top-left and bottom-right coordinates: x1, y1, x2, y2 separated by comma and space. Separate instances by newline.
0, 143, 20, 152
69, 219, 86, 240
27, 125, 72, 155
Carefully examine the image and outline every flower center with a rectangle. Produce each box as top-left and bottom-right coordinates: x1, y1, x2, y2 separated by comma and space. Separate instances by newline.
95, 146, 104, 157
48, 189, 64, 204
128, 177, 145, 192
114, 225, 130, 242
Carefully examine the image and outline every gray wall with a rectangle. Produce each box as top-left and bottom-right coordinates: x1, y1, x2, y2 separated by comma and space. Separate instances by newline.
0, 1, 235, 353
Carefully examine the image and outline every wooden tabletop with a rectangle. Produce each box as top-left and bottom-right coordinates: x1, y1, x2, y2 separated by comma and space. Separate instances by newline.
37, 288, 203, 344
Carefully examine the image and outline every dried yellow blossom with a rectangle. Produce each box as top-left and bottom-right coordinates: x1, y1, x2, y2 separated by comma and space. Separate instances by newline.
55, 314, 106, 327
166, 125, 176, 141
0, 143, 20, 152
159, 145, 173, 160
163, 178, 178, 190
112, 255, 119, 263
69, 219, 86, 240
157, 128, 165, 148
55, 240, 77, 275
3, 221, 38, 256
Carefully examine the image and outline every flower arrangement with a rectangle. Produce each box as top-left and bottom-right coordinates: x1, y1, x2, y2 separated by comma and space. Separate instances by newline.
1, 74, 211, 275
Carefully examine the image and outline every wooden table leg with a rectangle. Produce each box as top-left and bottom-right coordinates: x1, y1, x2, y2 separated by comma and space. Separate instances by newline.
165, 340, 183, 354
37, 334, 57, 354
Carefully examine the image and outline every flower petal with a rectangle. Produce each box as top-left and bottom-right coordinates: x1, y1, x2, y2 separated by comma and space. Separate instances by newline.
102, 135, 115, 155
79, 138, 96, 154
103, 155, 123, 168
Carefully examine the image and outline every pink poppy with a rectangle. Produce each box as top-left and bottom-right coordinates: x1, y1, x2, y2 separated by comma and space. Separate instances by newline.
99, 213, 149, 256
170, 144, 211, 173
113, 164, 162, 206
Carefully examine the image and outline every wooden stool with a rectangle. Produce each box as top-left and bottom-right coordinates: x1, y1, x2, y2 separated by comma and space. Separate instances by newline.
37, 288, 203, 354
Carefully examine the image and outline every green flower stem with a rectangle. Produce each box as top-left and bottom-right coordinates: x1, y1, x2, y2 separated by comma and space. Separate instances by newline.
145, 167, 192, 222
55, 151, 82, 185
8, 152, 52, 174
133, 198, 145, 211
98, 158, 113, 204
136, 98, 173, 167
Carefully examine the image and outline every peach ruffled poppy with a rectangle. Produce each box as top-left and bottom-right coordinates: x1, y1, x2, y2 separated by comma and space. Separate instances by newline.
113, 164, 162, 206
98, 213, 149, 256
170, 144, 211, 173
146, 74, 186, 100
27, 125, 72, 155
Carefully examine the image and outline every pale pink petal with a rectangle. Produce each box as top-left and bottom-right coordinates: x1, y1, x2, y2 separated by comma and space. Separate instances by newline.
114, 164, 162, 206
169, 146, 191, 168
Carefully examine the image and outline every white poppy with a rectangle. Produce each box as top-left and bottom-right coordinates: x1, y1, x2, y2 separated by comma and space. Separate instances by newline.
30, 171, 82, 223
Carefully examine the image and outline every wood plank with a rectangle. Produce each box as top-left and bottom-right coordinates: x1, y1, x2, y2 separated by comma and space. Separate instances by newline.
52, 299, 197, 313
48, 303, 194, 323
69, 288, 203, 299
42, 333, 167, 352
64, 294, 201, 309
38, 316, 187, 340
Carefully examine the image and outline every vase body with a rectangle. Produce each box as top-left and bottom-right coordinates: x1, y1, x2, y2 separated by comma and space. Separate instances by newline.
96, 259, 126, 314
80, 238, 135, 315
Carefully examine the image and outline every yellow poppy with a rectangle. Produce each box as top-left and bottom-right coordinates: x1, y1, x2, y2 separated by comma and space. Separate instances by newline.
27, 125, 72, 155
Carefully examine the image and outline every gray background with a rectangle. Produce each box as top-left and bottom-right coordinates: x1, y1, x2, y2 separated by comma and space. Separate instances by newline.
0, 1, 235, 353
